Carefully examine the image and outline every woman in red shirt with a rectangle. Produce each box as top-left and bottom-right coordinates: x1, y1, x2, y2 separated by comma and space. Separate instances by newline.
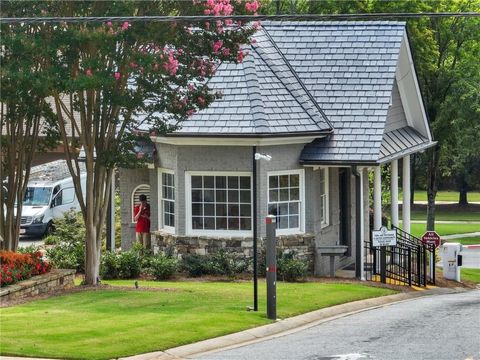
133, 194, 150, 248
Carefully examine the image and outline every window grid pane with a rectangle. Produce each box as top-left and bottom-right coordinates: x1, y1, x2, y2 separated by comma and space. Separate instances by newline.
320, 169, 327, 225
191, 175, 251, 231
161, 173, 175, 228
268, 172, 301, 231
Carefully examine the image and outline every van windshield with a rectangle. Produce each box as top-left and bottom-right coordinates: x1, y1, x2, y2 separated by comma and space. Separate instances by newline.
23, 187, 52, 206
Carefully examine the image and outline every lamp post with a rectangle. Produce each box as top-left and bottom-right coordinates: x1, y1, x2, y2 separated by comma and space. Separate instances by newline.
252, 147, 272, 311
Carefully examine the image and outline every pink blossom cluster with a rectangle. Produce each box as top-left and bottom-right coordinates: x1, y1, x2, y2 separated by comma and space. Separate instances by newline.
203, 0, 234, 16
212, 40, 223, 53
245, 0, 260, 13
163, 51, 180, 76
194, 58, 214, 77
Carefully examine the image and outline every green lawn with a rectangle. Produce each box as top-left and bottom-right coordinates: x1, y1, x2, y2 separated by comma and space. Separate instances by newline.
400, 190, 480, 203
0, 280, 395, 360
407, 222, 480, 238
461, 268, 480, 284
444, 236, 480, 245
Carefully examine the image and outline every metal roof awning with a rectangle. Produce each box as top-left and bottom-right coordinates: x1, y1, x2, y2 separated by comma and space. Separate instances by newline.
377, 126, 436, 164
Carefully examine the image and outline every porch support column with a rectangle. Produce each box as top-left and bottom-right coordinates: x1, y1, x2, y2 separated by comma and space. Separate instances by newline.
359, 167, 366, 280
374, 166, 382, 230
390, 159, 399, 228
402, 155, 411, 234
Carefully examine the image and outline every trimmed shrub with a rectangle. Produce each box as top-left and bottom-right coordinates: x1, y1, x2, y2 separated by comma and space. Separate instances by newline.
277, 253, 308, 282
44, 211, 85, 273
100, 251, 120, 280
210, 250, 249, 278
181, 251, 248, 278
117, 250, 141, 279
181, 254, 208, 277
148, 254, 178, 280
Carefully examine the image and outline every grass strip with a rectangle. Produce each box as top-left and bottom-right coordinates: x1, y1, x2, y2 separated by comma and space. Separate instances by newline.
461, 268, 480, 284
0, 280, 394, 360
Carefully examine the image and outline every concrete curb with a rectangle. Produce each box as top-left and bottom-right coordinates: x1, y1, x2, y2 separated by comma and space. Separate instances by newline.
119, 287, 468, 360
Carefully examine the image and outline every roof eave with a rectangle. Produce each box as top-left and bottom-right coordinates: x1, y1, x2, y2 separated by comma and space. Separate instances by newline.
377, 140, 437, 164
299, 159, 378, 167
161, 129, 333, 138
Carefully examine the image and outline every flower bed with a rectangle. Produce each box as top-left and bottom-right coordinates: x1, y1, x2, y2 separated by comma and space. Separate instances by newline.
0, 251, 50, 287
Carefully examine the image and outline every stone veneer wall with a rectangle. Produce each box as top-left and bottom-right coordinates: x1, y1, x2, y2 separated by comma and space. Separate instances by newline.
151, 231, 316, 271
0, 269, 75, 304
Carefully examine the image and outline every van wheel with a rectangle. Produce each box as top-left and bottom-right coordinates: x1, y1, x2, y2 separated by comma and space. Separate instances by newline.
44, 222, 55, 237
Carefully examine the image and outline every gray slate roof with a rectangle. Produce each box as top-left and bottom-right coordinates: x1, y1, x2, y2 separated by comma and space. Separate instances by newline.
172, 29, 332, 136
379, 126, 434, 163
261, 21, 408, 164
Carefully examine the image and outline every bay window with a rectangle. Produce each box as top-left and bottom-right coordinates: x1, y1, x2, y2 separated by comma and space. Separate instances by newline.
187, 172, 252, 235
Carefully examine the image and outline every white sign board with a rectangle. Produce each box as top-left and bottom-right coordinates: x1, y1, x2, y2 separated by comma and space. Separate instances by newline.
372, 226, 397, 247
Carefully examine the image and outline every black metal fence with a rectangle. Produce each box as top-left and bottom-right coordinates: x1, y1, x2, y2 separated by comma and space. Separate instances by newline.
364, 225, 435, 287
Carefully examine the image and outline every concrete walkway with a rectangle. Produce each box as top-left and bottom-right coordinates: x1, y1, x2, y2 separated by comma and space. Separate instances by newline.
400, 201, 480, 205
442, 232, 480, 240
411, 220, 480, 224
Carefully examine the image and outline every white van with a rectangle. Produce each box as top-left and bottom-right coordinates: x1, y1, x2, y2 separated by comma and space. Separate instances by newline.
20, 161, 86, 237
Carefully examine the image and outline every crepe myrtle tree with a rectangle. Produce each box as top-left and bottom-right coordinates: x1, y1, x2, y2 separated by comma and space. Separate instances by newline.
37, 0, 260, 285
0, 15, 59, 251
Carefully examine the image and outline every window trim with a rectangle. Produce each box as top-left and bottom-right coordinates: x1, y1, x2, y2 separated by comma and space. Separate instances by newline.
158, 168, 175, 234
131, 184, 151, 224
319, 167, 330, 228
185, 171, 253, 237
267, 169, 305, 235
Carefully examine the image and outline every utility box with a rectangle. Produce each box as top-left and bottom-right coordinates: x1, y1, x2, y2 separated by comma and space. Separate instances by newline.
441, 243, 463, 282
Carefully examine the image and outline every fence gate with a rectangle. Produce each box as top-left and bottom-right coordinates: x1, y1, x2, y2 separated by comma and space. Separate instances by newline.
364, 225, 435, 287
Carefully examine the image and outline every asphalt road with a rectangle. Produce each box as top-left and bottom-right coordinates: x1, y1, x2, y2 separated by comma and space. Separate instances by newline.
438, 247, 480, 269
18, 235, 44, 248
461, 248, 480, 268
199, 290, 480, 360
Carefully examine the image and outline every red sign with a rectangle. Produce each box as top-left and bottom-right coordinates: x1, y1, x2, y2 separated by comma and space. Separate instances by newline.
421, 231, 441, 248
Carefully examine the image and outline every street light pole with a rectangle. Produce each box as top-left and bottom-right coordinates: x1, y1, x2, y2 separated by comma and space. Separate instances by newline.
251, 148, 272, 312
252, 146, 258, 311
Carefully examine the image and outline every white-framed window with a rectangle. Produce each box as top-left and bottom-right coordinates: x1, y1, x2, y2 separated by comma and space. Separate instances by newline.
319, 168, 329, 227
186, 171, 252, 236
131, 184, 150, 223
267, 169, 305, 235
159, 169, 175, 233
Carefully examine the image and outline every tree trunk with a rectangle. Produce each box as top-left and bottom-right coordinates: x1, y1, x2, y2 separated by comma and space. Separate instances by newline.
84, 224, 101, 285
458, 177, 468, 205
459, 189, 468, 205
426, 147, 440, 231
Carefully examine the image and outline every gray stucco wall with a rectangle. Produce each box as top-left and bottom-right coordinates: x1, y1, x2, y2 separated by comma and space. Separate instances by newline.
120, 142, 366, 276
313, 167, 358, 275
119, 167, 151, 249
175, 145, 252, 235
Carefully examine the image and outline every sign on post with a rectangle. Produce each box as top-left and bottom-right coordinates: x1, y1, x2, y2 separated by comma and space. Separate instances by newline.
372, 226, 397, 247
421, 231, 441, 248
265, 215, 277, 321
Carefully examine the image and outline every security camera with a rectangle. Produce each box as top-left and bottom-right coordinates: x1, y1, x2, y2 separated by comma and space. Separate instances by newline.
255, 153, 272, 161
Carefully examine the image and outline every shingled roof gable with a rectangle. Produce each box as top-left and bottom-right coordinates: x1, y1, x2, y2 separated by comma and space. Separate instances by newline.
172, 29, 331, 136
261, 21, 407, 163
